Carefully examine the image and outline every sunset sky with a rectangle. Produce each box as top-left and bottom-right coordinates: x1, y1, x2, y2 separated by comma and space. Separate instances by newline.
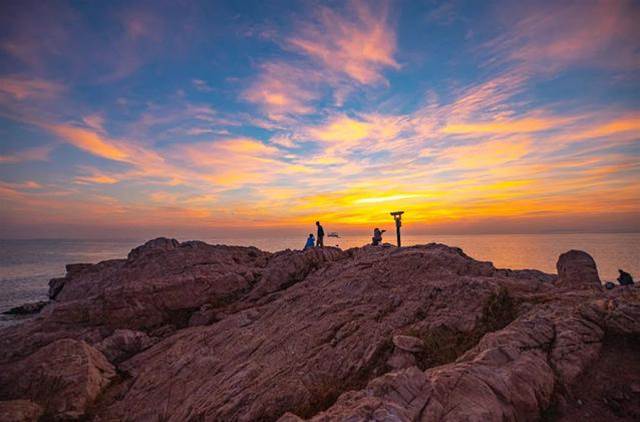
1, 0, 639, 238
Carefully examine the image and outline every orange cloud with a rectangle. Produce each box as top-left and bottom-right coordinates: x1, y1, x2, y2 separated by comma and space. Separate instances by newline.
75, 174, 119, 184
570, 115, 640, 140
49, 124, 129, 161
308, 115, 371, 143
427, 137, 533, 170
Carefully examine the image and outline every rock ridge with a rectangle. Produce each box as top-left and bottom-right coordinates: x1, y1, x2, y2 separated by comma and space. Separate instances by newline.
0, 238, 637, 421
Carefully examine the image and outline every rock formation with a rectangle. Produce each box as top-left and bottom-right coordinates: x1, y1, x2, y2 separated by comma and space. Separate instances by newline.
0, 238, 638, 421
1, 300, 48, 315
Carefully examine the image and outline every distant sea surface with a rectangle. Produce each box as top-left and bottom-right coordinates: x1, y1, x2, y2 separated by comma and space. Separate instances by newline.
1, 234, 638, 326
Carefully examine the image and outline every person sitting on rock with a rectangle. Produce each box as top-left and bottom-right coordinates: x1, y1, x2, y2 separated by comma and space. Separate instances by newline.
617, 269, 634, 286
371, 228, 386, 246
304, 233, 315, 250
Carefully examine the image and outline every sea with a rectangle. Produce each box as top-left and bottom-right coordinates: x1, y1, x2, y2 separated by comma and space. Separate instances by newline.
1, 233, 638, 327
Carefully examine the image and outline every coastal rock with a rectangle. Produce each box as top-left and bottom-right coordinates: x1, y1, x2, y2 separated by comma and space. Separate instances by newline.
0, 400, 43, 422
247, 246, 346, 301
556, 250, 601, 289
0, 339, 115, 419
1, 301, 48, 315
48, 277, 66, 299
0, 239, 638, 421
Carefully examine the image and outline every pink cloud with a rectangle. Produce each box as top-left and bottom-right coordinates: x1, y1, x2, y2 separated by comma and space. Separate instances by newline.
288, 0, 400, 84
491, 0, 640, 71
242, 62, 320, 118
0, 76, 64, 100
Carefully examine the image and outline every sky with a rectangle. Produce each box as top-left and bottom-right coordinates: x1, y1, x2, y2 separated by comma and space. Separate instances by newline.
0, 0, 639, 239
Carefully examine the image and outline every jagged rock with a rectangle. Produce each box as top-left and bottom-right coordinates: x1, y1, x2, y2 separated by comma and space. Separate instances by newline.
392, 335, 424, 352
2, 301, 48, 315
556, 250, 601, 289
0, 239, 638, 421
0, 339, 115, 419
95, 329, 157, 363
0, 400, 43, 422
48, 277, 66, 299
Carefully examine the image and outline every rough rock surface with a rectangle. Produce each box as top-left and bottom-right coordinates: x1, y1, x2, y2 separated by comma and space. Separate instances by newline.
0, 339, 115, 419
0, 400, 43, 422
95, 329, 157, 363
0, 238, 638, 421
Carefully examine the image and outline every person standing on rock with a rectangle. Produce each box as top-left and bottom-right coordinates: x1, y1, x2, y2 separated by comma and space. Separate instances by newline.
316, 221, 325, 248
304, 233, 315, 251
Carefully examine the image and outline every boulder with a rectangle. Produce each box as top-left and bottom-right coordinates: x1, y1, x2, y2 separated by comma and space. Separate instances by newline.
0, 339, 115, 419
0, 400, 43, 422
556, 250, 601, 289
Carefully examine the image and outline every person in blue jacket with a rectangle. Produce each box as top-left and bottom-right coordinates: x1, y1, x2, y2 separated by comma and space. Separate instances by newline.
304, 233, 315, 250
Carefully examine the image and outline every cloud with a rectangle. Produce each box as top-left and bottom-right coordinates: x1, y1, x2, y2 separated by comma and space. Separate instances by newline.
288, 0, 400, 84
436, 137, 532, 169
49, 124, 130, 161
442, 116, 566, 135
75, 168, 120, 185
242, 62, 319, 118
243, 0, 401, 120
192, 79, 214, 92
171, 137, 300, 188
489, 0, 640, 72
567, 114, 640, 141
308, 115, 372, 143
0, 145, 52, 163
0, 76, 64, 100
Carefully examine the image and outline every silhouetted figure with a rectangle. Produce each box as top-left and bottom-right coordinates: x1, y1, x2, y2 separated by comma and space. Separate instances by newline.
617, 269, 634, 286
372, 228, 386, 246
316, 221, 324, 248
304, 234, 315, 250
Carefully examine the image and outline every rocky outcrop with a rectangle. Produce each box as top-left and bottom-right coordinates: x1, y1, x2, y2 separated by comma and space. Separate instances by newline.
556, 249, 601, 289
0, 240, 637, 421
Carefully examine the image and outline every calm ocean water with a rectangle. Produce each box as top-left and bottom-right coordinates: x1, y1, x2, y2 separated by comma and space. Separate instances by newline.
1, 234, 638, 326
